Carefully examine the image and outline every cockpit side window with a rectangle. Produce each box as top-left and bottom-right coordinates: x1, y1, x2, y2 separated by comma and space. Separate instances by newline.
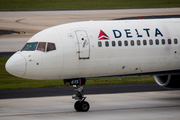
37, 42, 46, 52
22, 42, 38, 51
47, 42, 56, 52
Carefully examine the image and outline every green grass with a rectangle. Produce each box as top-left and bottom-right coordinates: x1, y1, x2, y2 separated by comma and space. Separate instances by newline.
0, 0, 180, 11
0, 58, 154, 89
87, 76, 154, 85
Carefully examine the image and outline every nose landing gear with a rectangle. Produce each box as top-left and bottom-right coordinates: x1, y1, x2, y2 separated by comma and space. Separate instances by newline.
64, 78, 90, 112
74, 97, 90, 112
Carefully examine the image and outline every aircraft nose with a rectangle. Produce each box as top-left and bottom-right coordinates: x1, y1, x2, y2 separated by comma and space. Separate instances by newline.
5, 53, 26, 78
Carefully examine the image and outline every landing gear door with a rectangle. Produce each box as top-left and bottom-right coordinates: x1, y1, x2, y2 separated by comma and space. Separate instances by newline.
75, 30, 90, 59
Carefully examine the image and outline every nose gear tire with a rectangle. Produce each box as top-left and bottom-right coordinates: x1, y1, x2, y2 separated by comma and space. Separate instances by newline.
74, 101, 90, 112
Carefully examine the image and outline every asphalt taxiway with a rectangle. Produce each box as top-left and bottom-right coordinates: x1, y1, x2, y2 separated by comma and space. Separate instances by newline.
0, 90, 180, 120
1, 83, 180, 99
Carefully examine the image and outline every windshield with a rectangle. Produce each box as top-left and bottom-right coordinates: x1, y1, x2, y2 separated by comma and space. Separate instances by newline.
37, 42, 46, 52
22, 42, 38, 51
47, 42, 56, 52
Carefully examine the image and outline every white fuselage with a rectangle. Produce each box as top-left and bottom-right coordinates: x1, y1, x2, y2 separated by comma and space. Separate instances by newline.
5, 18, 180, 80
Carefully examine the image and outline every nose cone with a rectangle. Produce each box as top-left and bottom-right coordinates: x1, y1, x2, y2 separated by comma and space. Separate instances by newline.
5, 53, 26, 78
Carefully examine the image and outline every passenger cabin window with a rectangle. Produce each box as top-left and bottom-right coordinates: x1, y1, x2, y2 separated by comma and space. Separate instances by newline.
37, 42, 46, 52
168, 39, 172, 44
149, 39, 153, 45
124, 40, 128, 46
95, 38, 178, 49
105, 41, 109, 47
174, 38, 178, 44
22, 42, 38, 51
118, 41, 122, 46
137, 40, 141, 46
47, 43, 56, 52
112, 41, 116, 47
162, 39, 165, 45
143, 40, 147, 45
131, 40, 134, 46
98, 41, 102, 47
155, 39, 159, 45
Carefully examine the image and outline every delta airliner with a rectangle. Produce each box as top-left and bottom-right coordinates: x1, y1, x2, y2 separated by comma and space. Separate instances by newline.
5, 18, 180, 111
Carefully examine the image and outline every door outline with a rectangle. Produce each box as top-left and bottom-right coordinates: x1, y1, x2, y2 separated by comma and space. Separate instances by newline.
75, 30, 90, 59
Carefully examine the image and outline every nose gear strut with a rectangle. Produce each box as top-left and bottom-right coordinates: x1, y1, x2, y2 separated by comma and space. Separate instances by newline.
64, 78, 90, 112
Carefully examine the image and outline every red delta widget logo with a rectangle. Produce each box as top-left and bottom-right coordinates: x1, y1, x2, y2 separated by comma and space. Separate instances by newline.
98, 30, 109, 40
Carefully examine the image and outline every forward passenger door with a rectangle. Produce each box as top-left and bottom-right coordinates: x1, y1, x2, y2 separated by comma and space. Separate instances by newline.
75, 30, 90, 59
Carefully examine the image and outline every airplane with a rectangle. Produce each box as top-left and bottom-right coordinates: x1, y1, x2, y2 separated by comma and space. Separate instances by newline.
5, 18, 180, 112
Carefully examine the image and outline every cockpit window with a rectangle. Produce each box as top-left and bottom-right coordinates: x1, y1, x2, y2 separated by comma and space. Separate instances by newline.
47, 43, 56, 52
22, 42, 38, 51
37, 42, 46, 52
22, 42, 56, 52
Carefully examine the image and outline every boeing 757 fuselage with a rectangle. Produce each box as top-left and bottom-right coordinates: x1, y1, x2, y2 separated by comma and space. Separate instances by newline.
5, 18, 180, 112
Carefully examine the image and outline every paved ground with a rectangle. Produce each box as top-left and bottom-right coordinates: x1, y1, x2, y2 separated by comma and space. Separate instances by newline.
0, 52, 15, 58
1, 8, 180, 33
0, 90, 180, 120
0, 83, 179, 99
